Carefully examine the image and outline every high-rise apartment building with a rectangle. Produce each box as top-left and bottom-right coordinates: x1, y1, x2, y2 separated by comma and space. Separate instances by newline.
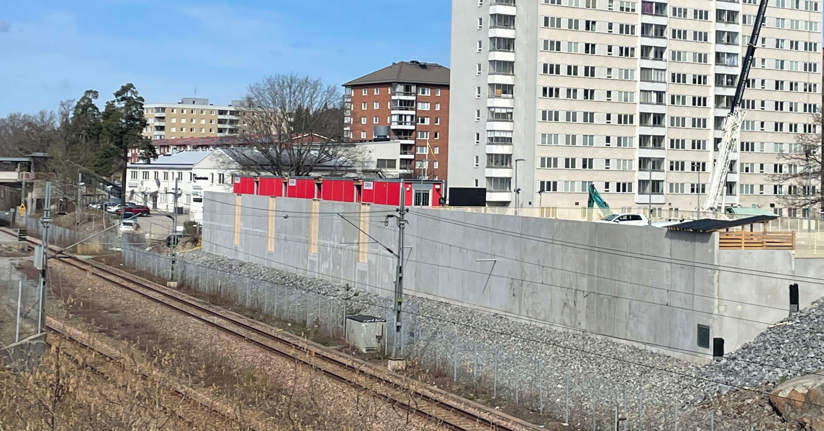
449, 0, 821, 216
142, 98, 247, 141
344, 61, 451, 181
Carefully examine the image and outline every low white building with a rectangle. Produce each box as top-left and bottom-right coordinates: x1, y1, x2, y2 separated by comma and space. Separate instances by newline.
126, 151, 239, 222
126, 141, 406, 222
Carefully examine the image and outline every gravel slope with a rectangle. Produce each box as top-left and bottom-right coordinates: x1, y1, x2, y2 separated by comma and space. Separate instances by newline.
180, 249, 817, 429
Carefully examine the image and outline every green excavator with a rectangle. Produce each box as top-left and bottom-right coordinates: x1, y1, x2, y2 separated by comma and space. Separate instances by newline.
587, 184, 611, 218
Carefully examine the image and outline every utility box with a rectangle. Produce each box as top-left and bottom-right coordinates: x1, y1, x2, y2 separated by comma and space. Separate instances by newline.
345, 315, 385, 354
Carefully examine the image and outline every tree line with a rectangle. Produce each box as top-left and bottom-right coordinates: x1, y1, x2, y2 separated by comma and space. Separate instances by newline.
0, 83, 156, 203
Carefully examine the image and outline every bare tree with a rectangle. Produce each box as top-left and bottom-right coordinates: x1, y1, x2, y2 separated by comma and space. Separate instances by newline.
772, 113, 822, 212
238, 74, 352, 176
0, 111, 61, 156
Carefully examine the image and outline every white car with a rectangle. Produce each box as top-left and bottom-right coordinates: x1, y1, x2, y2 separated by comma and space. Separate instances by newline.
119, 219, 140, 233
601, 213, 649, 226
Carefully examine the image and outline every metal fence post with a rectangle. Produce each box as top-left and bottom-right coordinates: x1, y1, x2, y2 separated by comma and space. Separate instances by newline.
614, 407, 618, 431
622, 387, 627, 431
639, 389, 644, 429
539, 387, 544, 415
493, 351, 498, 398
710, 411, 714, 431
674, 400, 679, 431
15, 280, 22, 342
453, 347, 458, 383
565, 373, 570, 424
473, 346, 478, 383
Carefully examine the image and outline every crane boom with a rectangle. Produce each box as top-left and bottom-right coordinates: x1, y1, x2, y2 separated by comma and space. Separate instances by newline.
703, 0, 769, 211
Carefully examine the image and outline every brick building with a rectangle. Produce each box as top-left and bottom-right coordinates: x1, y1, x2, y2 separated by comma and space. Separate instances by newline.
344, 61, 450, 181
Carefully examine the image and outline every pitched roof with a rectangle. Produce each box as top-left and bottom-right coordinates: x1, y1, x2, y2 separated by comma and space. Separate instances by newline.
152, 136, 246, 147
128, 150, 211, 168
344, 61, 450, 87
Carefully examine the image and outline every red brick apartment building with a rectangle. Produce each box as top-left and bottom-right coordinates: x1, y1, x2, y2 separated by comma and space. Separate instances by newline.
344, 61, 450, 181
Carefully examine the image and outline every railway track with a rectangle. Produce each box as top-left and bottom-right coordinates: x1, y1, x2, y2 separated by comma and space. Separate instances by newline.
45, 317, 256, 430
4, 228, 544, 431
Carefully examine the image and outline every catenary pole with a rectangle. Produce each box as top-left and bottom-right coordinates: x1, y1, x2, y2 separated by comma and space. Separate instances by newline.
37, 182, 52, 333
391, 184, 407, 359
170, 176, 179, 280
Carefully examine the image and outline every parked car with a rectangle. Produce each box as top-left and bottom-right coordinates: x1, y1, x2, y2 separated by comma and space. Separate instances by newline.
103, 198, 124, 213
117, 204, 150, 216
119, 219, 140, 233
600, 213, 649, 226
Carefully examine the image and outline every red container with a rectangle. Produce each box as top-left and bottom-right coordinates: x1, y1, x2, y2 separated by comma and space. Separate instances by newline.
286, 178, 316, 199
233, 176, 255, 195
258, 177, 284, 197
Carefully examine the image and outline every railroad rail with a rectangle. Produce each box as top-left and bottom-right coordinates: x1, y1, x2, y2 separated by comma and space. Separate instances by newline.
3, 228, 545, 431
45, 317, 256, 430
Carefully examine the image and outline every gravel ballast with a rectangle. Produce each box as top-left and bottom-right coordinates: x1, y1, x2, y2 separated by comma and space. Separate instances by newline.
177, 249, 817, 429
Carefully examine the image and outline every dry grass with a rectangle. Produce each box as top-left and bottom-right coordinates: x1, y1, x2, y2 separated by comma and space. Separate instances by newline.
0, 337, 237, 430
34, 259, 448, 431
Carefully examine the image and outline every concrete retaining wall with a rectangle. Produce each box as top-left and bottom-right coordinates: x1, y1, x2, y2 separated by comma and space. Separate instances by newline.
203, 192, 824, 360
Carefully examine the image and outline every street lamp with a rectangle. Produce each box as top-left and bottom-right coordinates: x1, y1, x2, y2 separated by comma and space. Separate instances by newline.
806, 147, 814, 233
514, 158, 525, 216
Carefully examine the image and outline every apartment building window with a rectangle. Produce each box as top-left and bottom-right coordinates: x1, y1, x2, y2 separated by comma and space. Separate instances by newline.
487, 154, 512, 168
542, 40, 561, 52
142, 171, 149, 180
416, 131, 430, 140
376, 159, 396, 169
616, 182, 633, 193
581, 158, 594, 169
540, 133, 559, 146
541, 110, 560, 122
374, 116, 380, 124
163, 171, 169, 180
564, 158, 577, 169
539, 181, 558, 192
131, 171, 138, 179
362, 88, 368, 96
542, 63, 561, 75
540, 157, 559, 169
418, 102, 431, 110
374, 88, 380, 95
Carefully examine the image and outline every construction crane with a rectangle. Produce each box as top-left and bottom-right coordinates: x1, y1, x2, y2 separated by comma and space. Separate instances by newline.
703, 0, 769, 211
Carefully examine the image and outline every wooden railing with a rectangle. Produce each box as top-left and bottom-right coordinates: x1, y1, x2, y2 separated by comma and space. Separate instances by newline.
719, 231, 796, 250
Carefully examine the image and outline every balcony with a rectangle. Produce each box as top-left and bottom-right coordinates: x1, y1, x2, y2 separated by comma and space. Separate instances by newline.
391, 121, 416, 130
391, 102, 416, 112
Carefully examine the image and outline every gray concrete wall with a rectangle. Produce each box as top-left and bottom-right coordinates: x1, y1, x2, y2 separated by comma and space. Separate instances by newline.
203, 192, 824, 360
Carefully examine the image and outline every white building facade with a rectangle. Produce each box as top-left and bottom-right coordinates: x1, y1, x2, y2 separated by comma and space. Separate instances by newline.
126, 151, 238, 222
449, 0, 821, 216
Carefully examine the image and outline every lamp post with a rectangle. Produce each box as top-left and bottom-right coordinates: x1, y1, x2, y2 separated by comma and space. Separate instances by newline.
647, 161, 653, 225
806, 149, 813, 233
514, 158, 525, 216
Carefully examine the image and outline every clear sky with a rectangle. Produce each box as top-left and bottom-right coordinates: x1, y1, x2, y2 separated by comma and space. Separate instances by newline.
0, 0, 451, 116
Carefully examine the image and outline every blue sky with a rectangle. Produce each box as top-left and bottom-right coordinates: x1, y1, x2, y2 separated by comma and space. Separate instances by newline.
0, 0, 451, 116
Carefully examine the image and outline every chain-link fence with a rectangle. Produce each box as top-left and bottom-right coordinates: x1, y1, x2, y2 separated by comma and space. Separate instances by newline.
121, 244, 420, 358
0, 261, 40, 346
115, 243, 772, 430
23, 216, 145, 252
12, 217, 777, 429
